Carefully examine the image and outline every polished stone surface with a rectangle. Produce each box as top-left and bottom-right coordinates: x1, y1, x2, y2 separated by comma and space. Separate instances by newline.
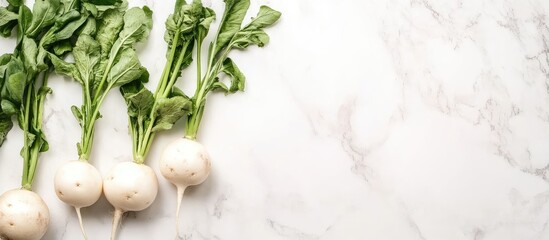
1, 0, 549, 239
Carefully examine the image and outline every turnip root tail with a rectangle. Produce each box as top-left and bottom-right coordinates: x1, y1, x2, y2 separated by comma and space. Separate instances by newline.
175, 186, 187, 238
111, 208, 124, 240
75, 207, 88, 240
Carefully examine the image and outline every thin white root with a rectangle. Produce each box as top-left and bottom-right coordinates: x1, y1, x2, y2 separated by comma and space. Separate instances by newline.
75, 207, 88, 240
175, 186, 187, 238
111, 208, 124, 240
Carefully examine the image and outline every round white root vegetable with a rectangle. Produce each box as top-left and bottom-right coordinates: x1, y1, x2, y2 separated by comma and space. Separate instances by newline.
160, 137, 211, 235
0, 189, 50, 240
103, 161, 158, 240
54, 160, 102, 238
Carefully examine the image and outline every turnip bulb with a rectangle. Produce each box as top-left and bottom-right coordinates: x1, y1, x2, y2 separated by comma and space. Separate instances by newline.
54, 160, 103, 238
0, 189, 49, 240
103, 161, 158, 240
160, 137, 211, 235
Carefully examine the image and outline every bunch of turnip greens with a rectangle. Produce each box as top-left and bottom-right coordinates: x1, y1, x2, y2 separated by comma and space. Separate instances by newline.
0, 0, 107, 239
46, 0, 153, 239
119, 0, 281, 236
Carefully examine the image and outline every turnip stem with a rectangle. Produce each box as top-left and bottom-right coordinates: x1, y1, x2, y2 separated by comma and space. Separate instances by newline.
111, 208, 124, 240
75, 207, 88, 240
175, 186, 187, 238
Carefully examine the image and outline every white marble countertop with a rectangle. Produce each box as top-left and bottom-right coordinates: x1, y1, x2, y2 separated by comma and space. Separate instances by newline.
1, 0, 549, 239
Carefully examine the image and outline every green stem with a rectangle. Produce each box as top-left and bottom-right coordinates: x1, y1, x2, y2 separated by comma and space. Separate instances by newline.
136, 115, 144, 155
80, 82, 114, 160
21, 81, 33, 189
129, 115, 138, 161
23, 71, 50, 189
134, 40, 190, 163
184, 43, 234, 140
185, 101, 205, 140
156, 31, 181, 99
26, 143, 40, 188
196, 39, 202, 92
162, 42, 190, 97
35, 72, 49, 129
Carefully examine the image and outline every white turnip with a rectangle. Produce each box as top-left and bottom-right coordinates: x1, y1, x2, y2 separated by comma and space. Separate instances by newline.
151, 1, 280, 237
103, 161, 158, 240
54, 160, 102, 238
160, 137, 211, 235
49, 5, 154, 239
0, 189, 49, 240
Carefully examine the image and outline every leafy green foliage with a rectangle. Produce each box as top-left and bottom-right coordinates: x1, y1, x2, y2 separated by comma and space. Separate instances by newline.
183, 0, 280, 139
111, 6, 152, 51
0, 6, 18, 37
82, 0, 121, 6
0, 114, 12, 146
26, 0, 61, 37
117, 0, 280, 164
151, 96, 191, 132
107, 48, 146, 87
213, 0, 250, 54
7, 0, 22, 7
210, 57, 244, 93
96, 9, 123, 57
0, 7, 18, 26
0, 0, 144, 188
49, 5, 153, 161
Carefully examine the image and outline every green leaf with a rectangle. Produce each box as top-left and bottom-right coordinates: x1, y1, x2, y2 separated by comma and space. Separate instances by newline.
112, 6, 152, 50
197, 7, 215, 43
174, 0, 186, 13
71, 105, 83, 126
0, 7, 18, 27
53, 41, 72, 55
17, 5, 32, 34
38, 86, 52, 99
96, 9, 124, 57
79, 17, 97, 36
73, 35, 101, 84
7, 0, 23, 7
230, 6, 280, 49
47, 12, 88, 45
218, 57, 245, 93
55, 9, 80, 27
170, 86, 189, 99
49, 50, 77, 80
242, 6, 281, 31
0, 114, 13, 147
39, 10, 87, 47
0, 54, 11, 84
5, 56, 24, 77
107, 48, 145, 87
0, 20, 17, 37
94, 0, 127, 17
82, 3, 98, 17
6, 72, 25, 103
164, 2, 203, 46
213, 0, 250, 53
82, 0, 121, 6
210, 78, 229, 93
121, 82, 154, 118
152, 96, 191, 132
61, 0, 76, 13
232, 30, 269, 49
37, 131, 49, 152
22, 37, 38, 73
35, 47, 50, 72
1, 100, 17, 115
26, 0, 61, 37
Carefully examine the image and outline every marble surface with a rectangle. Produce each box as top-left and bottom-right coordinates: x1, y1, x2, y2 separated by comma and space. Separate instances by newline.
1, 0, 549, 239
